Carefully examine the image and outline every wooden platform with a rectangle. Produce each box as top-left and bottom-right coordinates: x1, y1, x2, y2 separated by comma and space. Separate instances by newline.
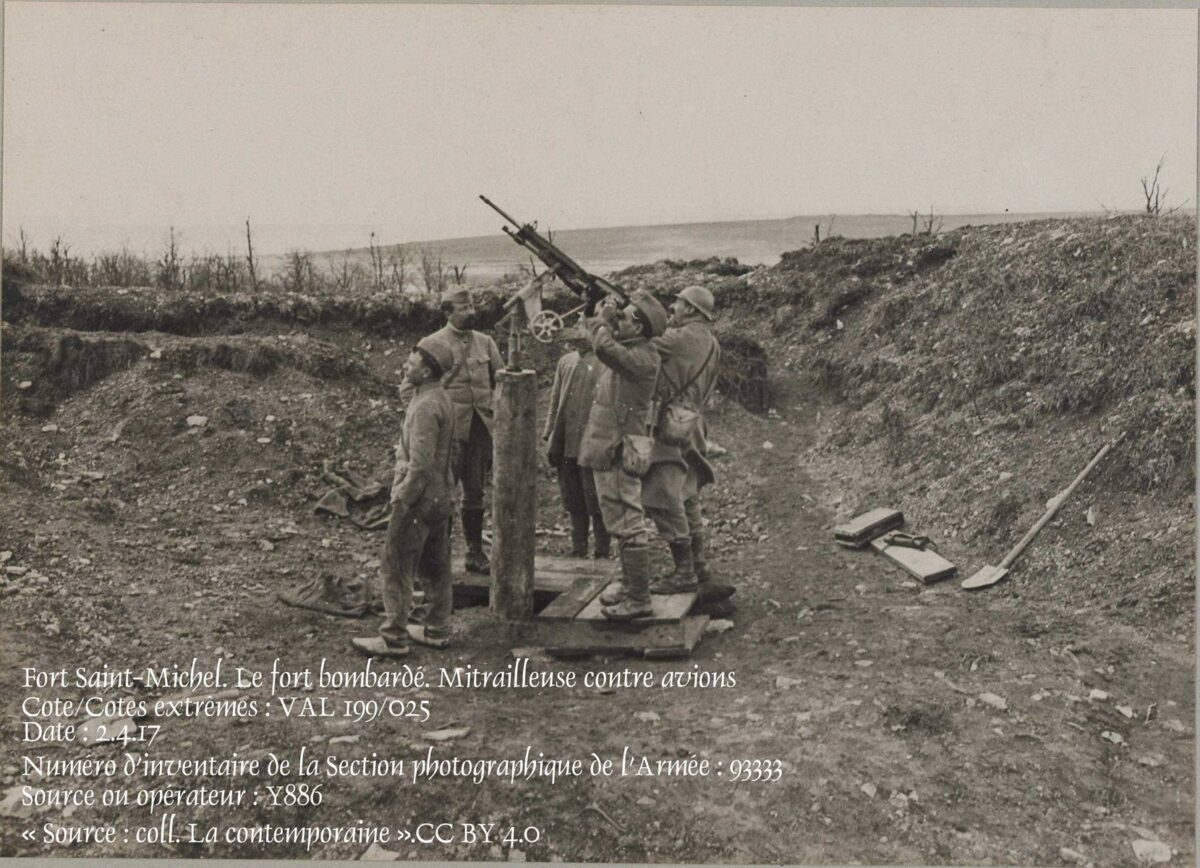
453, 554, 709, 657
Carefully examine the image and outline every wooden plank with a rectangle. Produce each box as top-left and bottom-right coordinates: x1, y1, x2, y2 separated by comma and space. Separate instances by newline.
834, 508, 904, 548
870, 538, 957, 584
453, 555, 616, 595
644, 616, 710, 658
574, 591, 697, 625
537, 574, 612, 621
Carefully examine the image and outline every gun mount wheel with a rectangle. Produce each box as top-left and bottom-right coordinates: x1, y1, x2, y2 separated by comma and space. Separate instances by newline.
528, 310, 564, 343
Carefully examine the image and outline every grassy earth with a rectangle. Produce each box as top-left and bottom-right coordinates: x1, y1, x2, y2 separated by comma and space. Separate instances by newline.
0, 215, 1193, 864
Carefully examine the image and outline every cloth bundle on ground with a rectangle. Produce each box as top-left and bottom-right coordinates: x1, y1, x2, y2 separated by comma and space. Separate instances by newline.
312, 460, 394, 530
277, 572, 383, 618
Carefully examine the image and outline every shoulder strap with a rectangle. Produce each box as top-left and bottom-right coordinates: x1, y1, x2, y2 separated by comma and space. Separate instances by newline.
662, 337, 717, 406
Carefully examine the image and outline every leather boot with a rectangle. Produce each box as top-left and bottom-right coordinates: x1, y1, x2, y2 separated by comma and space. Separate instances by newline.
463, 509, 490, 574
568, 512, 590, 558
602, 546, 653, 621
692, 532, 736, 604
592, 514, 611, 559
650, 539, 698, 594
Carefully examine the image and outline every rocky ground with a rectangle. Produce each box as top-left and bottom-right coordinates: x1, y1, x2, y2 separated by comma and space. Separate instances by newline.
0, 214, 1193, 864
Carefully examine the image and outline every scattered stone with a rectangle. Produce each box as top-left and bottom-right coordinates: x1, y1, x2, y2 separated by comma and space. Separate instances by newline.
1060, 847, 1088, 863
1089, 689, 1109, 701
425, 726, 470, 742
860, 782, 877, 798
1131, 839, 1171, 864
705, 619, 735, 634
633, 711, 660, 723
1136, 753, 1165, 767
762, 441, 774, 451
17, 381, 33, 390
508, 848, 526, 862
149, 348, 163, 359
186, 415, 208, 427
978, 693, 1008, 711
258, 540, 276, 552
775, 676, 803, 690
256, 437, 272, 444
1086, 507, 1097, 526
1117, 705, 1135, 718
998, 471, 1013, 482
636, 796, 656, 807
0, 552, 9, 563
41, 424, 58, 433
329, 735, 360, 746
1100, 731, 1124, 745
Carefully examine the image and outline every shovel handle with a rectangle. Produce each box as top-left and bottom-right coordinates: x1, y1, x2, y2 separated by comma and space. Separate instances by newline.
998, 438, 1118, 569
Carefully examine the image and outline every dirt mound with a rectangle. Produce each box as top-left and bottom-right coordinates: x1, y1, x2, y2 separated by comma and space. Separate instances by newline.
719, 214, 1195, 623
2, 323, 379, 417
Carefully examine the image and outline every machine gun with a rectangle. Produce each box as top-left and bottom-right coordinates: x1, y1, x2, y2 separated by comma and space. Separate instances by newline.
480, 195, 629, 342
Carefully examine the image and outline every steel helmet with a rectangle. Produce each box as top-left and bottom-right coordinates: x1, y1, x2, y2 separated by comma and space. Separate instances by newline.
416, 334, 456, 377
629, 290, 669, 338
677, 285, 715, 321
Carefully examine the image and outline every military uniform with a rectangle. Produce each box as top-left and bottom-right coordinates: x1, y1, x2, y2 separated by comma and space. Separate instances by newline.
379, 376, 457, 649
543, 344, 610, 557
401, 321, 503, 572
644, 320, 720, 544
577, 291, 668, 618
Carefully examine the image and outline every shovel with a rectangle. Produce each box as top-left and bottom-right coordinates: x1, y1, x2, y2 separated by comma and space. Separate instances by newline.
961, 436, 1120, 590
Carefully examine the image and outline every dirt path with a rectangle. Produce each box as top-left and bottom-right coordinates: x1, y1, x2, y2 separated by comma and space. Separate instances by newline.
0, 368, 1193, 865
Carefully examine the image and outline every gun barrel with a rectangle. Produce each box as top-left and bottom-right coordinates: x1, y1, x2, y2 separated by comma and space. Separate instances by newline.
479, 195, 522, 229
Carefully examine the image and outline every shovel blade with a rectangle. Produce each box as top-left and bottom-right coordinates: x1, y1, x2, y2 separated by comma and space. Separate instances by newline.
961, 564, 1008, 590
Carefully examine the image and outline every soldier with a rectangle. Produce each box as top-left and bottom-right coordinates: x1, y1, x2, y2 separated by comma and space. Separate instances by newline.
578, 291, 669, 621
543, 329, 611, 559
352, 336, 458, 658
402, 286, 504, 575
648, 285, 735, 606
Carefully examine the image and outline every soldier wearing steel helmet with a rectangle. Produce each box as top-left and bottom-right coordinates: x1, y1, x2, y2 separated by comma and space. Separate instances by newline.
401, 286, 505, 575
577, 290, 670, 621
353, 335, 459, 658
648, 285, 735, 607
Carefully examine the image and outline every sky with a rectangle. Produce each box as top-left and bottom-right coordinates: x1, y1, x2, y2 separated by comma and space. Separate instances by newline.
3, 4, 1197, 257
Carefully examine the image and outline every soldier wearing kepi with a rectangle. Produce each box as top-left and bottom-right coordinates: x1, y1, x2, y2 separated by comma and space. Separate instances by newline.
402, 286, 504, 575
352, 336, 458, 658
578, 290, 669, 621
543, 329, 611, 559
646, 285, 735, 606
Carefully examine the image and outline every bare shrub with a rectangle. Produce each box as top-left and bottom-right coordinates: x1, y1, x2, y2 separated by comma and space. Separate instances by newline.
419, 244, 448, 295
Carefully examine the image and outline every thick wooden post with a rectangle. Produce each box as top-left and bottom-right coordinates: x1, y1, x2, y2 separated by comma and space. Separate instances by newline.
491, 369, 537, 619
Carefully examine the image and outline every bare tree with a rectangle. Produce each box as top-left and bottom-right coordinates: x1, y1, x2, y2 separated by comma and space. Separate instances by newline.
387, 245, 411, 293
908, 211, 921, 234
451, 264, 468, 285
283, 250, 315, 293
245, 218, 259, 290
419, 244, 447, 295
329, 249, 355, 292
1142, 156, 1168, 216
17, 227, 28, 263
48, 236, 70, 286
920, 207, 943, 236
156, 226, 183, 290
368, 232, 388, 291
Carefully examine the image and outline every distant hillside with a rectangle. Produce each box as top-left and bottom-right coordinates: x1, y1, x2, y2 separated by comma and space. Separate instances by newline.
275, 211, 1103, 284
